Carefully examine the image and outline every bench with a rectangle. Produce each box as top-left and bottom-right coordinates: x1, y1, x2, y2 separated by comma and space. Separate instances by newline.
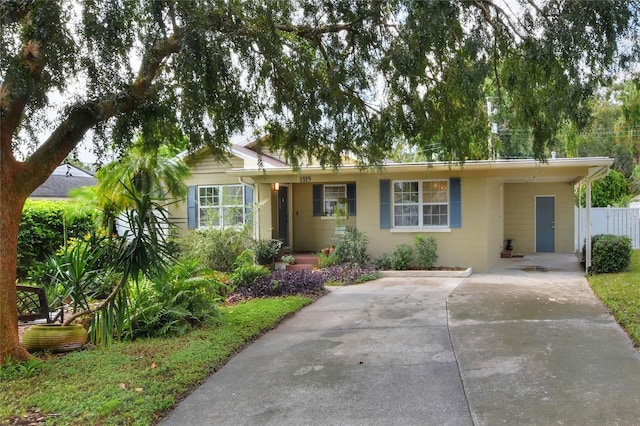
17, 285, 64, 324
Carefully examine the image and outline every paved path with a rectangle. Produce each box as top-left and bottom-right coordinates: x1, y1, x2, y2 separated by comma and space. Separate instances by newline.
161, 277, 473, 425
161, 255, 640, 425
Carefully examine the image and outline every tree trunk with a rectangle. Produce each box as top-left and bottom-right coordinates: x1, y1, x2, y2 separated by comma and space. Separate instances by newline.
0, 186, 33, 364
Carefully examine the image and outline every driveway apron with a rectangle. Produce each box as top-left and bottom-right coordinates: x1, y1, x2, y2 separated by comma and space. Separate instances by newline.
447, 255, 640, 425
160, 277, 473, 426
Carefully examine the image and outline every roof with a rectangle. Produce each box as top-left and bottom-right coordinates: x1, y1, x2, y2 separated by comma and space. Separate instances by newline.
226, 156, 614, 185
31, 164, 97, 199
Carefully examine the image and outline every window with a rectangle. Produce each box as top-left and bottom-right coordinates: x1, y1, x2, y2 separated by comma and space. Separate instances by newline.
393, 180, 449, 227
323, 184, 347, 216
198, 184, 245, 228
313, 183, 356, 217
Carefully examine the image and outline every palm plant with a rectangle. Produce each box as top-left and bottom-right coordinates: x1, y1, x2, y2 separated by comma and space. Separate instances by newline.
63, 185, 175, 345
95, 141, 190, 213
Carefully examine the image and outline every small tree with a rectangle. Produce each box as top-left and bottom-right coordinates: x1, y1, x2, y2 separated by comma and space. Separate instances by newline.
577, 170, 632, 207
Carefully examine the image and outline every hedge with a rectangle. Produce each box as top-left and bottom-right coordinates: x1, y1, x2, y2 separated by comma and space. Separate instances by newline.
17, 200, 96, 279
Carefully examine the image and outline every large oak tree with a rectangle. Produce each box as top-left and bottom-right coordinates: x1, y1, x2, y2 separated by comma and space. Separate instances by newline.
1, 0, 637, 364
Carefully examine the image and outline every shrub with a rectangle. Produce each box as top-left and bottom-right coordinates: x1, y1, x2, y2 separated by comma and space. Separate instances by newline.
180, 227, 253, 272
333, 228, 369, 266
414, 235, 438, 269
318, 251, 340, 268
229, 250, 271, 288
252, 239, 283, 265
18, 200, 96, 279
232, 269, 326, 299
127, 259, 223, 338
374, 255, 392, 270
589, 234, 632, 274
321, 265, 380, 286
389, 244, 414, 270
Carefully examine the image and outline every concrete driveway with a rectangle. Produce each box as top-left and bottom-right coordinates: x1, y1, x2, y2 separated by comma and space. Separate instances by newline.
447, 254, 640, 425
161, 254, 640, 425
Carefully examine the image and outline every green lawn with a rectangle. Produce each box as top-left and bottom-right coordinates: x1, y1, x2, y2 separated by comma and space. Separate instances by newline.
588, 249, 640, 347
0, 296, 311, 425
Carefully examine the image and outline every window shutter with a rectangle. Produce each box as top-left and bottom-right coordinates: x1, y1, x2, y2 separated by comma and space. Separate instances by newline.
450, 178, 461, 228
244, 185, 254, 223
313, 184, 323, 216
380, 180, 391, 229
346, 183, 356, 216
187, 186, 197, 230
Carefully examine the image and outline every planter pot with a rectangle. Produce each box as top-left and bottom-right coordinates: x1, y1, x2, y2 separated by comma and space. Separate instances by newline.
501, 250, 513, 258
22, 324, 88, 353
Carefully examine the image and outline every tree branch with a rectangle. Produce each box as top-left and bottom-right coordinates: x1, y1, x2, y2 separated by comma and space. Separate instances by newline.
274, 22, 352, 39
471, 0, 526, 40
21, 34, 182, 193
1, 40, 47, 162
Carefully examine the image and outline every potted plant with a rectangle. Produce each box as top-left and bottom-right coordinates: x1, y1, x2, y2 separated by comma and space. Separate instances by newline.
21, 240, 102, 353
501, 239, 514, 258
281, 255, 295, 265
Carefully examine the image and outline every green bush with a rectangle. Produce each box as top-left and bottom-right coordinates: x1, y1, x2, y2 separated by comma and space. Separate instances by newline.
414, 235, 438, 269
230, 249, 271, 288
180, 227, 253, 272
252, 239, 282, 265
389, 244, 414, 270
589, 234, 632, 274
334, 228, 369, 266
318, 251, 340, 268
374, 255, 392, 270
127, 259, 223, 338
18, 200, 96, 279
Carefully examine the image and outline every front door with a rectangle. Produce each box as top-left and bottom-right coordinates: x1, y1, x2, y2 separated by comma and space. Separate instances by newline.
277, 186, 289, 247
536, 196, 555, 252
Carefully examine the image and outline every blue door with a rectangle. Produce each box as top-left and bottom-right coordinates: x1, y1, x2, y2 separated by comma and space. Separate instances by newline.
536, 196, 555, 252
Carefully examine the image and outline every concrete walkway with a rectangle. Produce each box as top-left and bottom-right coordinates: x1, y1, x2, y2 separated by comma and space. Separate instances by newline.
160, 254, 640, 425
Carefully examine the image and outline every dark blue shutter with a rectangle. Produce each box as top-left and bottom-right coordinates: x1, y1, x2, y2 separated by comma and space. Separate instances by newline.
450, 178, 461, 228
380, 180, 391, 229
313, 184, 323, 216
347, 183, 356, 216
187, 186, 197, 229
244, 185, 254, 223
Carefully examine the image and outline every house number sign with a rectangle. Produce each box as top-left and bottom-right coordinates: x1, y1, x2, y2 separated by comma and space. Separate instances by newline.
299, 176, 311, 183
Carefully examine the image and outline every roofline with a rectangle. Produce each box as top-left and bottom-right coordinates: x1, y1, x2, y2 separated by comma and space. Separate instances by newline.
225, 157, 615, 176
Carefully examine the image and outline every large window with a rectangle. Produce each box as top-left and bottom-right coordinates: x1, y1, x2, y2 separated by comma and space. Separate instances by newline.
198, 184, 245, 228
393, 180, 448, 227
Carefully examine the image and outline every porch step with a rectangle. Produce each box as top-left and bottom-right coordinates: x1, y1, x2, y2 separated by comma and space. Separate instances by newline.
285, 263, 315, 272
292, 253, 318, 266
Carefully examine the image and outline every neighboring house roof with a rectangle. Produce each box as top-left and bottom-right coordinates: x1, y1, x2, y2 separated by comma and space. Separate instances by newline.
31, 164, 97, 199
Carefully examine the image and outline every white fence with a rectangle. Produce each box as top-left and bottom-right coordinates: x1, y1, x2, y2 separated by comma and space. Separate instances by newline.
575, 207, 640, 250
